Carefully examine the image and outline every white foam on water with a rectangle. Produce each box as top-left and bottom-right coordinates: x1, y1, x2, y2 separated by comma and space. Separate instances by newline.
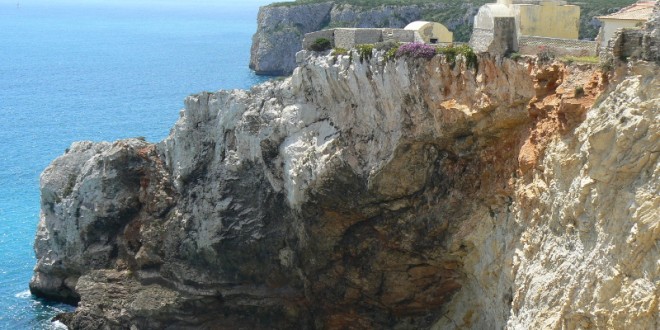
14, 290, 31, 299
51, 320, 68, 329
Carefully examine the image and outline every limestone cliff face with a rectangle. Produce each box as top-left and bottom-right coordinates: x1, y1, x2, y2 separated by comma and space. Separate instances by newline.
33, 28, 659, 330
432, 61, 659, 329
508, 62, 659, 330
249, 2, 472, 75
249, 2, 334, 76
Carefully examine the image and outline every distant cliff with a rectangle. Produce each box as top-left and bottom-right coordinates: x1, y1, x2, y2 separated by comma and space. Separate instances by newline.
249, 2, 335, 76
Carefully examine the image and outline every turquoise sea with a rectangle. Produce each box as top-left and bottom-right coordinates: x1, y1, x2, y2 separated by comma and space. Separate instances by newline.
0, 0, 271, 327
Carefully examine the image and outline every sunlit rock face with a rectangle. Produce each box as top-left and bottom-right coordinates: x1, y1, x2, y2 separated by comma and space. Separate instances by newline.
433, 60, 659, 329
32, 23, 658, 328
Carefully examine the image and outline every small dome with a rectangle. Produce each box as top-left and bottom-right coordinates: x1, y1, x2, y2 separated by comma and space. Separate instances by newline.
404, 21, 453, 44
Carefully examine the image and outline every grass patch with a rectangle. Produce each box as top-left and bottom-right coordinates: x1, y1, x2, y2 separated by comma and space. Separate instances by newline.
332, 47, 349, 56
561, 56, 599, 64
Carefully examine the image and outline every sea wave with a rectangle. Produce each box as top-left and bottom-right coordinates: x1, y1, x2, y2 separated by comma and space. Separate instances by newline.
51, 320, 68, 329
14, 290, 31, 299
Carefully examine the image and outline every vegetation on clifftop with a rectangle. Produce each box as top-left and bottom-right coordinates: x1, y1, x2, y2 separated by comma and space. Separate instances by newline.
270, 0, 639, 41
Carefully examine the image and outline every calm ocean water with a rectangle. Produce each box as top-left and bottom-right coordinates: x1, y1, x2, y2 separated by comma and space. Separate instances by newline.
0, 0, 272, 327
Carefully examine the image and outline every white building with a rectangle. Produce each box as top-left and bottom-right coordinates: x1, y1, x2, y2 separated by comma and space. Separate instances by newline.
404, 21, 453, 44
596, 1, 656, 50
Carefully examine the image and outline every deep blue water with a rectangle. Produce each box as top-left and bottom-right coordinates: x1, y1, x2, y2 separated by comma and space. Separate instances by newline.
0, 0, 271, 327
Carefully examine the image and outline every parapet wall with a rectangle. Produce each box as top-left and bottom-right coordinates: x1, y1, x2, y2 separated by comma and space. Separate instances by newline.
334, 29, 385, 49
470, 17, 518, 54
470, 28, 494, 53
519, 36, 597, 56
302, 30, 336, 50
303, 28, 416, 50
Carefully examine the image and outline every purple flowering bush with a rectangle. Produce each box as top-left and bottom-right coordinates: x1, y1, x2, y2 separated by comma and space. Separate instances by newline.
396, 43, 436, 59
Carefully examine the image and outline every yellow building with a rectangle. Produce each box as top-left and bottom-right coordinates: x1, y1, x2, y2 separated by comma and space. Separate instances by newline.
515, 1, 580, 39
473, 0, 580, 40
404, 21, 453, 44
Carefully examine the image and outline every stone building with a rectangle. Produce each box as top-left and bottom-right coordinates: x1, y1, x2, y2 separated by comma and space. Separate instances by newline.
596, 1, 657, 50
600, 1, 659, 63
302, 28, 417, 51
470, 0, 596, 56
404, 21, 453, 44
473, 0, 580, 40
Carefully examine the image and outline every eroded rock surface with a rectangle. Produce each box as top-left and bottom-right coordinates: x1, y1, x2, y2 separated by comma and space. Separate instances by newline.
432, 61, 659, 330
33, 19, 659, 329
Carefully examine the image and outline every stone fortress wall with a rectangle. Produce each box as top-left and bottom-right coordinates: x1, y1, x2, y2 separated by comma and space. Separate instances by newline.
303, 28, 419, 50
518, 36, 597, 56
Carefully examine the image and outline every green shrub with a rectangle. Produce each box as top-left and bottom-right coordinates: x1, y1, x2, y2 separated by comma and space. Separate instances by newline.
455, 44, 478, 70
574, 86, 585, 98
356, 44, 374, 62
437, 45, 457, 66
375, 40, 401, 62
599, 58, 614, 72
509, 52, 522, 61
374, 40, 400, 52
310, 38, 332, 51
437, 44, 477, 70
385, 45, 400, 61
537, 50, 555, 63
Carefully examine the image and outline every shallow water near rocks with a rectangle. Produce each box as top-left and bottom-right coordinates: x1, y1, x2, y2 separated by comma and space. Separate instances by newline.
0, 0, 271, 327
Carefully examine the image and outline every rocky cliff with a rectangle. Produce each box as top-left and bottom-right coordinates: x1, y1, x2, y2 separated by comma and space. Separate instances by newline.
33, 12, 659, 330
249, 2, 477, 75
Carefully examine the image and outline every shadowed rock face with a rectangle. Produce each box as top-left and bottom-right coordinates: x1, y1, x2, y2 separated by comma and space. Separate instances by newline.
250, 2, 335, 76
32, 51, 534, 328
32, 31, 659, 329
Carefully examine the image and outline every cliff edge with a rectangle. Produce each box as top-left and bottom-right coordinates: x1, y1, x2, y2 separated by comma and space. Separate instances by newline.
32, 7, 659, 329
